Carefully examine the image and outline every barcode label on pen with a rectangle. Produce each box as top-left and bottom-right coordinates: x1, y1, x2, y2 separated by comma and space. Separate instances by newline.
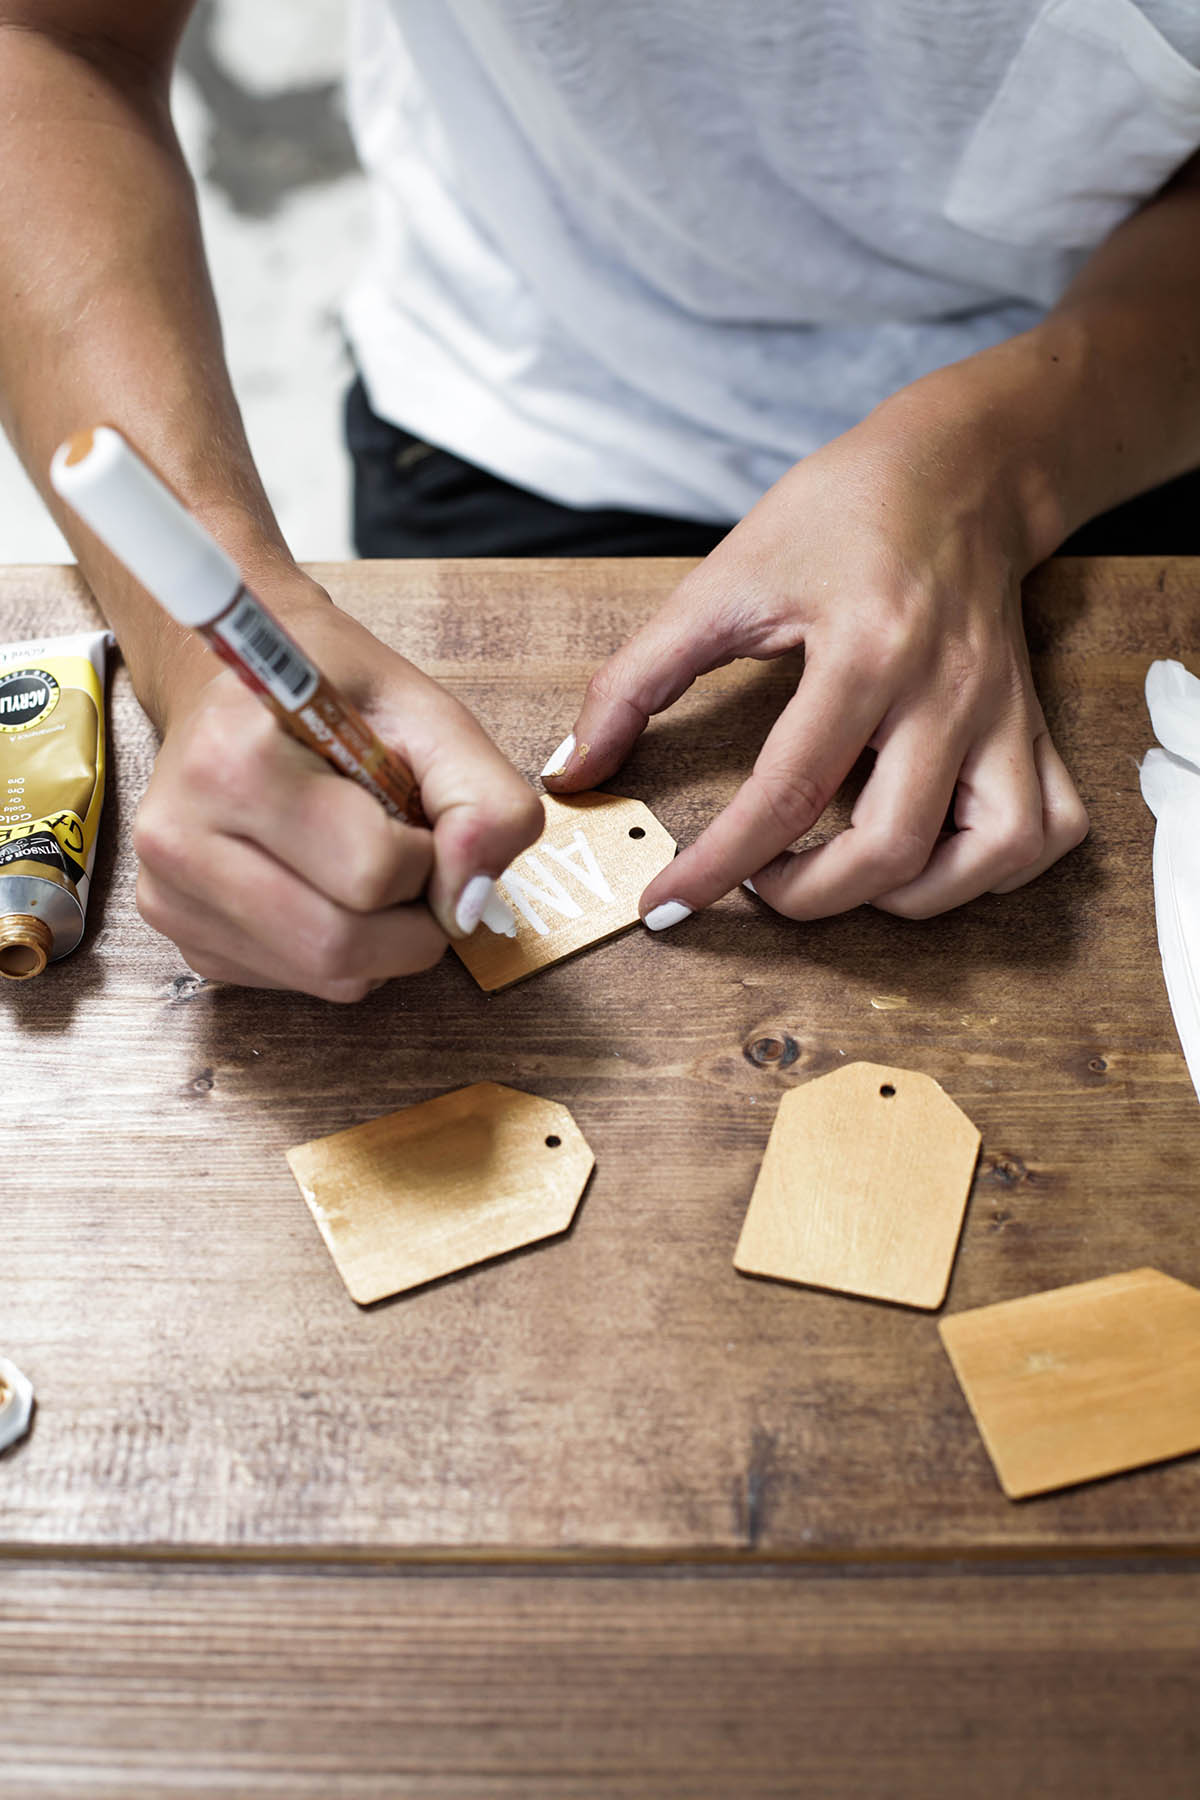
213, 594, 319, 710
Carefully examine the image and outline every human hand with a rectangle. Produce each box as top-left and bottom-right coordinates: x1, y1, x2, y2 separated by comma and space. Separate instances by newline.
134, 595, 543, 999
542, 385, 1089, 924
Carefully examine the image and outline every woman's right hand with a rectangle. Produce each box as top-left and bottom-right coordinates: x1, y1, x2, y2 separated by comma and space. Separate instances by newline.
133, 599, 543, 1000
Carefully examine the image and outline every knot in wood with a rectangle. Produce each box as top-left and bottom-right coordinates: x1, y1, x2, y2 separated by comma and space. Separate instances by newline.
984, 1154, 1028, 1187
167, 972, 207, 1004
743, 1032, 800, 1070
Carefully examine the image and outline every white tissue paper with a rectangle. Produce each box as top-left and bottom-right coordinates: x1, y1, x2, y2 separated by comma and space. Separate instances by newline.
1140, 659, 1200, 1104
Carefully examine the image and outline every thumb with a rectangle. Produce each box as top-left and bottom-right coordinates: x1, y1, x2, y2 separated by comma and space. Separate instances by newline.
540, 573, 739, 790
373, 677, 544, 940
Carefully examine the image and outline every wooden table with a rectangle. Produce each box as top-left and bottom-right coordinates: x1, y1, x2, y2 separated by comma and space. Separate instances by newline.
2, 558, 1199, 1798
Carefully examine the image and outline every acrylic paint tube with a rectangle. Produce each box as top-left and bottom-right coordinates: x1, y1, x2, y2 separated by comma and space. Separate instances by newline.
0, 629, 110, 979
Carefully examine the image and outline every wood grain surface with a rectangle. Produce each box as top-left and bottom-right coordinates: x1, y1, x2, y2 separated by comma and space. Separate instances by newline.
5, 557, 1200, 1792
2, 1558, 1199, 1799
3, 557, 1200, 1558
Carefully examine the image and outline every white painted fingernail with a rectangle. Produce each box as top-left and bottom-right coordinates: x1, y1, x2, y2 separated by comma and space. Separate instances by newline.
456, 875, 514, 937
742, 878, 758, 895
540, 733, 576, 779
481, 886, 518, 937
643, 900, 693, 932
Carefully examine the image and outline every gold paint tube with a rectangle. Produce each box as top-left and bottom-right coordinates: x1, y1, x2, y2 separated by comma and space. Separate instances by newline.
0, 630, 111, 980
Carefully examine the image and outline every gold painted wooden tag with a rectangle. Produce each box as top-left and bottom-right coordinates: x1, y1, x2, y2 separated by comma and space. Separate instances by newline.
453, 791, 676, 991
285, 1082, 594, 1305
734, 1061, 981, 1310
939, 1267, 1200, 1499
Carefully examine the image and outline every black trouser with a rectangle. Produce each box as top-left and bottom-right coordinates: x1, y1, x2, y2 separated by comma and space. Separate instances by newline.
345, 375, 1199, 559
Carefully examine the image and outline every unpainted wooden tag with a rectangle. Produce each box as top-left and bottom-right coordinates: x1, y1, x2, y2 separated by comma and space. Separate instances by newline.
939, 1267, 1200, 1499
453, 791, 676, 991
285, 1082, 594, 1305
733, 1061, 980, 1310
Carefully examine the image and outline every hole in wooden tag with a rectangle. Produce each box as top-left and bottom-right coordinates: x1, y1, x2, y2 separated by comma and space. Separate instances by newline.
453, 792, 676, 992
285, 1083, 594, 1305
939, 1267, 1200, 1498
733, 1061, 981, 1310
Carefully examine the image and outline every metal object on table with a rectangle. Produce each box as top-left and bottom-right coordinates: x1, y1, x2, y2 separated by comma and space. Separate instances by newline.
0, 1357, 34, 1453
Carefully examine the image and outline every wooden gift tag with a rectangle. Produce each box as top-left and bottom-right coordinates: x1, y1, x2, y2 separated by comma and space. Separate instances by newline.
939, 1267, 1200, 1499
285, 1082, 594, 1305
734, 1062, 980, 1310
453, 791, 676, 991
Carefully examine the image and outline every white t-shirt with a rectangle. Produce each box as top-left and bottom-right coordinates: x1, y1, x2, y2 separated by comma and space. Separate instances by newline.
343, 0, 1200, 523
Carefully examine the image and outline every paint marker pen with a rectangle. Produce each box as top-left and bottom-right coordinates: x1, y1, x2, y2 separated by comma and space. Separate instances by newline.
50, 426, 516, 937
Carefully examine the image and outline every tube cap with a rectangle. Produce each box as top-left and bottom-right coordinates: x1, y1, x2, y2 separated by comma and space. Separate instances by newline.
0, 913, 53, 980
50, 427, 241, 627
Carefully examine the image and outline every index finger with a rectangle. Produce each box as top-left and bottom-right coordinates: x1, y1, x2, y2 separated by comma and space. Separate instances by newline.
541, 571, 748, 791
368, 673, 544, 935
638, 659, 885, 924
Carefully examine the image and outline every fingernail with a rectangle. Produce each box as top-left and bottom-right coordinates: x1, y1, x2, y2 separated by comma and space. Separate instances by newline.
643, 900, 693, 932
540, 733, 576, 779
742, 878, 758, 896
456, 875, 516, 937
480, 886, 518, 937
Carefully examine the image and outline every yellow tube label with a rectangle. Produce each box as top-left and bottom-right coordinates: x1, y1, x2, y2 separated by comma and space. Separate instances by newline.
0, 629, 111, 957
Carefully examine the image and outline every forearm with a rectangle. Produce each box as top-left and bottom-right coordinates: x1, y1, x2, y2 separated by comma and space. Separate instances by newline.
875, 152, 1200, 567
0, 19, 325, 725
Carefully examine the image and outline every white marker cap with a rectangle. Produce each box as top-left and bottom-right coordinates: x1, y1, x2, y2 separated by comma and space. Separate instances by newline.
50, 426, 241, 627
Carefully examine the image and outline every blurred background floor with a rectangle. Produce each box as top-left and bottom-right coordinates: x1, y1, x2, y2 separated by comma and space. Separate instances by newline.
0, 0, 365, 563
